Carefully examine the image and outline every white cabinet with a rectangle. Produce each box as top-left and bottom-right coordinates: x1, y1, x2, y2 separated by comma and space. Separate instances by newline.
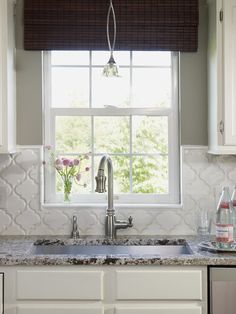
115, 305, 202, 314
208, 0, 236, 154
17, 305, 103, 314
2, 266, 207, 314
116, 269, 202, 300
0, 274, 3, 314
222, 0, 236, 145
16, 270, 103, 300
0, 0, 16, 154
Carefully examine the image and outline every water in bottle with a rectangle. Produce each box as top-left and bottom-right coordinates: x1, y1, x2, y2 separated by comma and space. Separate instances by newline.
215, 187, 234, 249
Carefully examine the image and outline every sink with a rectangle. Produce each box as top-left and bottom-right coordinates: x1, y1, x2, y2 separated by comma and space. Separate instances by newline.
32, 244, 193, 256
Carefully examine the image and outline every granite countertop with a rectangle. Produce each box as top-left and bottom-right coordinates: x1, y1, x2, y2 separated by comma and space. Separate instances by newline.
0, 235, 236, 266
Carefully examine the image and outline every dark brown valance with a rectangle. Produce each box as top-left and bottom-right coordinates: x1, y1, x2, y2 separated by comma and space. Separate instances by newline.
24, 0, 199, 52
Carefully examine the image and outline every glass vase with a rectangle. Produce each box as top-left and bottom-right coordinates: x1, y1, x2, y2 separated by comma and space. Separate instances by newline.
64, 178, 73, 202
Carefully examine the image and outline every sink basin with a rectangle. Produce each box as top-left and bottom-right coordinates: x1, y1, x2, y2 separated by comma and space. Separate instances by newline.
32, 244, 193, 256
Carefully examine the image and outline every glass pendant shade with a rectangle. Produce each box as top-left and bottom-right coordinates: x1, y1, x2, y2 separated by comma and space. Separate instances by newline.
103, 54, 119, 77
103, 0, 120, 77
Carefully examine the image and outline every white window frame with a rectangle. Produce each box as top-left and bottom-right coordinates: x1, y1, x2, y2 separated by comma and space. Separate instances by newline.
43, 51, 180, 206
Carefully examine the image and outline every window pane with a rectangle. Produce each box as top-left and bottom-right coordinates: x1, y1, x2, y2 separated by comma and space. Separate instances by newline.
51, 51, 89, 66
132, 155, 168, 194
55, 156, 91, 194
94, 116, 130, 153
132, 68, 171, 108
52, 68, 89, 108
132, 51, 171, 66
94, 155, 130, 194
55, 116, 91, 153
132, 116, 168, 154
92, 51, 130, 66
92, 68, 130, 107
113, 156, 130, 193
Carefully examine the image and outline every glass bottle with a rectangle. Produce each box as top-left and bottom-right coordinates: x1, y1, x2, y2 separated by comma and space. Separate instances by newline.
215, 187, 234, 249
231, 185, 236, 239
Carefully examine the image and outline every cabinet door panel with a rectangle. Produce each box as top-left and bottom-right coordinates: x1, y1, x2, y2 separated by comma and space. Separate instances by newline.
224, 0, 236, 145
0, 0, 16, 153
17, 305, 103, 314
17, 270, 103, 300
115, 306, 201, 314
116, 270, 202, 300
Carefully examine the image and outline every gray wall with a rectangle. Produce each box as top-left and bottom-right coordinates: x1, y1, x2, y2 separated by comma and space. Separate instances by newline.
180, 0, 208, 145
15, 0, 208, 146
16, 0, 42, 145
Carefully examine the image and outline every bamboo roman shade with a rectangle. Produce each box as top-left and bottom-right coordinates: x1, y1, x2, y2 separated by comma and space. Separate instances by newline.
24, 0, 199, 52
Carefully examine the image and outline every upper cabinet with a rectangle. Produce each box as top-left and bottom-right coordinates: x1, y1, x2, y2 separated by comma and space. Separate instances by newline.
208, 0, 236, 154
0, 0, 16, 154
223, 0, 236, 146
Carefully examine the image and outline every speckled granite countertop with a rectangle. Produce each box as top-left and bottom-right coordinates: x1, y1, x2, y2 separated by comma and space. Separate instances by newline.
0, 235, 235, 266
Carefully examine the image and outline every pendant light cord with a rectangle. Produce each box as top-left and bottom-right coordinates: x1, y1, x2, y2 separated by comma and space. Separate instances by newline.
106, 0, 116, 57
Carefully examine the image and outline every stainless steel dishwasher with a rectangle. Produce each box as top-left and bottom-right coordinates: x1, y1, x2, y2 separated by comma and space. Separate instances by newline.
210, 267, 236, 314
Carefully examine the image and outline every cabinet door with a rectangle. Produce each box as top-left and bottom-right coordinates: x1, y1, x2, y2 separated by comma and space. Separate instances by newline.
0, 274, 3, 314
115, 305, 202, 314
223, 0, 236, 145
0, 0, 16, 153
0, 0, 6, 150
116, 270, 202, 300
17, 305, 103, 314
17, 270, 103, 300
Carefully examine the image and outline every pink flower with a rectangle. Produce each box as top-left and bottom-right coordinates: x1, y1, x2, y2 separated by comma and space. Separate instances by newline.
85, 166, 90, 172
62, 159, 70, 166
69, 160, 74, 167
76, 173, 82, 182
55, 165, 63, 171
55, 158, 62, 166
73, 159, 80, 166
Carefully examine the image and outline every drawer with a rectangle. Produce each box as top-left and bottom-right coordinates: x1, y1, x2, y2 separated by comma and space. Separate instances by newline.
116, 270, 202, 300
17, 270, 103, 300
17, 305, 103, 314
115, 305, 202, 314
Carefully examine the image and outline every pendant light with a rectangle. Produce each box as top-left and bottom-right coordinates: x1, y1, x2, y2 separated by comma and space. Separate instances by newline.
103, 0, 120, 77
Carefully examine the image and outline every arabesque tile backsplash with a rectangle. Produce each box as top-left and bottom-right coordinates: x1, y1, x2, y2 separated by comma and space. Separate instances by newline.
0, 146, 236, 236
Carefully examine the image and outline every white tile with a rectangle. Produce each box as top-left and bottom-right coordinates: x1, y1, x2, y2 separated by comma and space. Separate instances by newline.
0, 145, 234, 235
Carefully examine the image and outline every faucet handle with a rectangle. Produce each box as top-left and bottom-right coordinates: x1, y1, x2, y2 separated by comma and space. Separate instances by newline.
128, 216, 133, 227
71, 215, 79, 239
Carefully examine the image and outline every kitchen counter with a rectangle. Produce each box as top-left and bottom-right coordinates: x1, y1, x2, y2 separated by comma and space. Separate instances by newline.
0, 235, 235, 266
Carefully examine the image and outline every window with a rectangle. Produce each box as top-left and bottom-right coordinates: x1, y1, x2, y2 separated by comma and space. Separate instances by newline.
43, 51, 179, 205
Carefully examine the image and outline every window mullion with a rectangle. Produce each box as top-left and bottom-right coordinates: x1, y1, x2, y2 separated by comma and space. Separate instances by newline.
130, 116, 133, 193
90, 51, 95, 193
130, 51, 133, 107
91, 116, 95, 193
130, 51, 133, 193
89, 51, 92, 109
51, 107, 172, 116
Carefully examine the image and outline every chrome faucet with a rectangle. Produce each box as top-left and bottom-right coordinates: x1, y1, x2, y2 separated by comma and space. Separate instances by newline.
71, 215, 80, 239
95, 155, 133, 239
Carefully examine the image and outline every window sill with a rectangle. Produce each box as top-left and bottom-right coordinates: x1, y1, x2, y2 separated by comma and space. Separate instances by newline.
41, 202, 183, 210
